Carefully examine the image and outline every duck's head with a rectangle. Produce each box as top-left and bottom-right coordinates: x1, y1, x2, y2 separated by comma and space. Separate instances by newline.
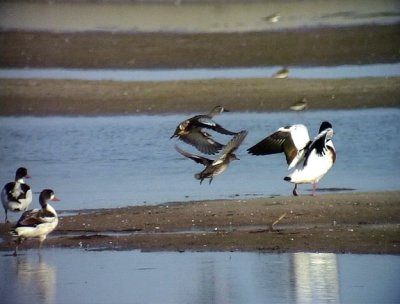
319, 121, 333, 133
15, 167, 31, 182
228, 153, 239, 161
319, 121, 335, 139
39, 189, 60, 208
170, 121, 190, 138
209, 106, 229, 117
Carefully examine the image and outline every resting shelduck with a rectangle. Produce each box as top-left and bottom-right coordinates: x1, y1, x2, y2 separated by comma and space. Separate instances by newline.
247, 121, 336, 196
12, 189, 60, 256
1, 167, 33, 222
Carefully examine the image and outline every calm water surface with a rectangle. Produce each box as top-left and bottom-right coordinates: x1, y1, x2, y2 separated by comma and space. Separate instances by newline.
1, 64, 399, 81
0, 249, 399, 304
0, 109, 399, 215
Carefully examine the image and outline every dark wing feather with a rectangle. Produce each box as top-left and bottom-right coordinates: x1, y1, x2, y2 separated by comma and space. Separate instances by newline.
211, 123, 238, 135
175, 145, 213, 166
195, 117, 237, 135
303, 133, 328, 166
247, 129, 300, 166
16, 209, 41, 227
179, 130, 224, 155
3, 182, 17, 201
17, 216, 43, 227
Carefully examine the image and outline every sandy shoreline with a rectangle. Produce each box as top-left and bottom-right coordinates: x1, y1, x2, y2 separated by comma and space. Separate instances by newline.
1, 77, 399, 115
1, 191, 399, 254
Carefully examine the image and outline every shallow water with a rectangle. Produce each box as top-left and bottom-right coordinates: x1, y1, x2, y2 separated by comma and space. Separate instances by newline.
1, 63, 399, 82
0, 108, 399, 215
0, 249, 399, 304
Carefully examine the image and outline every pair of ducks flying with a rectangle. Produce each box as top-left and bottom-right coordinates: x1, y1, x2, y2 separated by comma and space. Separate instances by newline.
171, 106, 336, 196
171, 106, 248, 184
1, 167, 60, 255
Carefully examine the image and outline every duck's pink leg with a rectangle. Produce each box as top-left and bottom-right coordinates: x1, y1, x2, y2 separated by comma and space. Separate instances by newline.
312, 183, 318, 196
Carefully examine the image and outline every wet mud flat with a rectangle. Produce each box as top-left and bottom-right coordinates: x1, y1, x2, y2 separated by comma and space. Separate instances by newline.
1, 23, 399, 115
1, 77, 399, 115
1, 191, 399, 254
1, 25, 399, 68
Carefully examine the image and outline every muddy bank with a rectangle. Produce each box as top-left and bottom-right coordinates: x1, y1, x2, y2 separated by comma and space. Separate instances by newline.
0, 191, 399, 254
1, 77, 399, 115
1, 25, 399, 68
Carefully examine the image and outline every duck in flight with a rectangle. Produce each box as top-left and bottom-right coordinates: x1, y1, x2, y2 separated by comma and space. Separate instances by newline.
176, 130, 248, 184
247, 122, 336, 196
1, 167, 33, 222
170, 105, 238, 155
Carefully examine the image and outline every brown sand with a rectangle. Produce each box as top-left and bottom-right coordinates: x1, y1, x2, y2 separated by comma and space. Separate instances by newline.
1, 77, 399, 115
1, 191, 399, 254
1, 24, 399, 115
1, 25, 399, 68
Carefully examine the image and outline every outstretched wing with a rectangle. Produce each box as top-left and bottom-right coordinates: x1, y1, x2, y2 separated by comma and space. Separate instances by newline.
247, 124, 310, 169
221, 130, 248, 156
195, 116, 237, 135
175, 145, 213, 167
179, 130, 224, 155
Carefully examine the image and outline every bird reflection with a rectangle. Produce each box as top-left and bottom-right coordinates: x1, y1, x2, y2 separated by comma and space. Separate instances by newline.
15, 253, 56, 304
290, 253, 340, 303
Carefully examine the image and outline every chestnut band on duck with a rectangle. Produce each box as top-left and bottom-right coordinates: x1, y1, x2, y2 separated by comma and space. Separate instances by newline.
11, 189, 61, 256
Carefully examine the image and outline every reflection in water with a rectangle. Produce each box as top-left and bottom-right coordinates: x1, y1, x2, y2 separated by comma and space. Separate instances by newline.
1, 253, 56, 304
16, 254, 57, 304
0, 250, 399, 304
291, 253, 340, 303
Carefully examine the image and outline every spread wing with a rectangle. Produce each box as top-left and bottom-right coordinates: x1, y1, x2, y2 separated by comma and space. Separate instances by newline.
179, 129, 224, 155
247, 125, 310, 169
195, 116, 237, 135
220, 130, 248, 157
175, 145, 213, 167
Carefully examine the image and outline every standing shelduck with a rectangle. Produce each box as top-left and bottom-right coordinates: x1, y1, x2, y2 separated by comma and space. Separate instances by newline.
12, 189, 60, 256
1, 167, 33, 222
247, 121, 336, 196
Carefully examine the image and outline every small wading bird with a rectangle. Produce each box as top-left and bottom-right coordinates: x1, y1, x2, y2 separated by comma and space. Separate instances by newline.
290, 98, 308, 111
170, 105, 238, 155
1, 167, 33, 222
11, 189, 60, 256
247, 122, 336, 196
176, 130, 248, 184
273, 67, 289, 79
262, 13, 281, 23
